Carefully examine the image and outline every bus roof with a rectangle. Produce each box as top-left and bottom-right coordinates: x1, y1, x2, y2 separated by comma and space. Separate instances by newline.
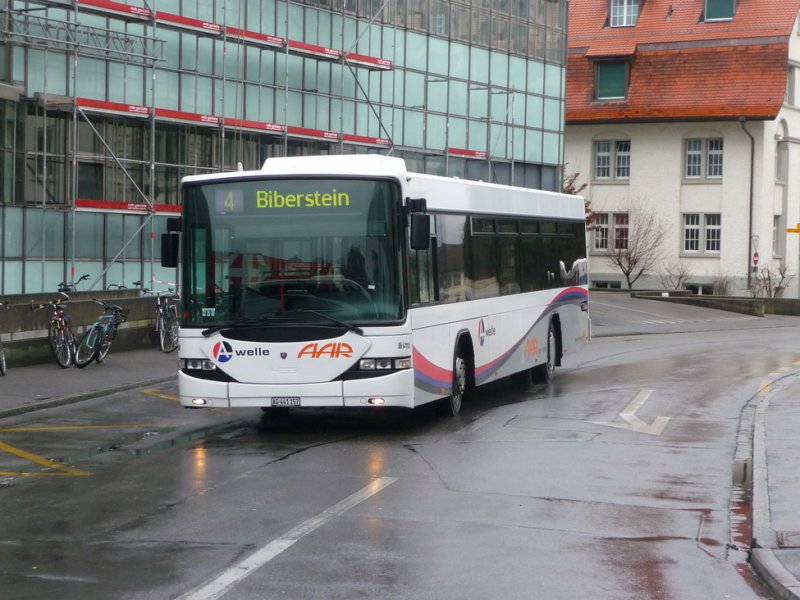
261, 154, 408, 177
181, 154, 585, 221
406, 172, 585, 221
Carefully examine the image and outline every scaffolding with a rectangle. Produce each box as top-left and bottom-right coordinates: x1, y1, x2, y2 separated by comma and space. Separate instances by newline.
1, 0, 397, 293
3, 0, 165, 291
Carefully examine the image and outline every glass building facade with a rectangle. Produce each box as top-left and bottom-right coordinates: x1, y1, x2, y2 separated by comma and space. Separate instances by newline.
0, 0, 568, 293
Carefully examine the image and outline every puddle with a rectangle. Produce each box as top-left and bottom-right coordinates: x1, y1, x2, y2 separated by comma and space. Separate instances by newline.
729, 458, 765, 594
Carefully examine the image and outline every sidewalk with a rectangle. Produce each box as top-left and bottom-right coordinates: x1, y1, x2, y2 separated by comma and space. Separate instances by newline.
751, 374, 800, 600
0, 347, 178, 419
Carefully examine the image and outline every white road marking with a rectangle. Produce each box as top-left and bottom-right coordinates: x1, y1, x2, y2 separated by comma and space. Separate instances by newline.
593, 389, 671, 436
178, 477, 397, 600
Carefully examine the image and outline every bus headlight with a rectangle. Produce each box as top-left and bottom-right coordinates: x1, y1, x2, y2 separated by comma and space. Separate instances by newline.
358, 357, 411, 371
184, 359, 217, 371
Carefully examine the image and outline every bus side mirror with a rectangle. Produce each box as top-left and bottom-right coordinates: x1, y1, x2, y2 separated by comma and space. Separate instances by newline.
161, 232, 179, 268
410, 213, 431, 250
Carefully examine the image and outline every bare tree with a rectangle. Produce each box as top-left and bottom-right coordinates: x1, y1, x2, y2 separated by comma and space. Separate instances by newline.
752, 264, 794, 298
605, 201, 668, 289
659, 259, 693, 291
563, 169, 595, 230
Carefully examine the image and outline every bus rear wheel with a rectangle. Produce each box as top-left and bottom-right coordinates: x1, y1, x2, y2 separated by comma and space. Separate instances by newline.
439, 352, 466, 416
531, 322, 556, 384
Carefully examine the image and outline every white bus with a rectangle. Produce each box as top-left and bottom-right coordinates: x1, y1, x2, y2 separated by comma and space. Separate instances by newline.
162, 154, 589, 416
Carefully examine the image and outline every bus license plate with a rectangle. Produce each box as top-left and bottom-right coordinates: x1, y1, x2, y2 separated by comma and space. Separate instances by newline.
271, 397, 300, 407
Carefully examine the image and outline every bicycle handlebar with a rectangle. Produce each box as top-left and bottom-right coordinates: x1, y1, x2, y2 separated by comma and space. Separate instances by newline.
31, 292, 70, 311
91, 298, 126, 313
58, 274, 90, 292
131, 280, 177, 297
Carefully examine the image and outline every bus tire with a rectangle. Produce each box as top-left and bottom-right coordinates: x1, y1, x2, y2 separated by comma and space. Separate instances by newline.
439, 351, 467, 416
531, 321, 556, 384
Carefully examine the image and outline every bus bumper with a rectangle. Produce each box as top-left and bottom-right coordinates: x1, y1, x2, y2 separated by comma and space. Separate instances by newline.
178, 369, 416, 409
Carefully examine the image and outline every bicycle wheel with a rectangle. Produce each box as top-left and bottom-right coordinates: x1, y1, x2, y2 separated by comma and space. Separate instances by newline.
96, 325, 117, 363
165, 315, 180, 353
0, 343, 6, 376
49, 324, 72, 368
74, 325, 101, 367
157, 312, 168, 352
160, 308, 179, 353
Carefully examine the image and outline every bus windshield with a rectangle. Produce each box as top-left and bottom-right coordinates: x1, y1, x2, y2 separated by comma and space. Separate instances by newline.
182, 177, 404, 328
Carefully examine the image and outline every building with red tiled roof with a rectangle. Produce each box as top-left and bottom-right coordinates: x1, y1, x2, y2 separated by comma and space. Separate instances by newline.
565, 0, 800, 295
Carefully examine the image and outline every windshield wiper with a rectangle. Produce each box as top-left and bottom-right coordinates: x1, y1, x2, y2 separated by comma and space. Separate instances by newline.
201, 317, 270, 337
297, 310, 363, 335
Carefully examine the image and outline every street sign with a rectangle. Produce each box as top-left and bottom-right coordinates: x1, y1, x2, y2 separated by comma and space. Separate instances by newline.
753, 252, 759, 265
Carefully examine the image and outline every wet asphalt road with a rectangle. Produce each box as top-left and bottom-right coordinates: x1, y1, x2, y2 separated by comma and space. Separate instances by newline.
2, 292, 799, 599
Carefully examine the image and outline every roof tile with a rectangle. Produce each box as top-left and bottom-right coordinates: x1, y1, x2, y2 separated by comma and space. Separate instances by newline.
567, 0, 800, 122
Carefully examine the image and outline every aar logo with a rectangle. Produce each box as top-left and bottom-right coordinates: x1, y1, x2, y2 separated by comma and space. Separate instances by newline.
213, 340, 234, 363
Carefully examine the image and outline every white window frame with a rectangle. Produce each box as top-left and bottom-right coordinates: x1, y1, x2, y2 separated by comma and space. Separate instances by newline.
592, 211, 629, 252
683, 138, 723, 181
610, 0, 639, 27
682, 213, 721, 254
594, 140, 631, 182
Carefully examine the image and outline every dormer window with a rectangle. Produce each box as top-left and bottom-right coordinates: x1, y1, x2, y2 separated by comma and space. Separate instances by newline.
610, 0, 639, 27
596, 61, 629, 99
705, 0, 735, 22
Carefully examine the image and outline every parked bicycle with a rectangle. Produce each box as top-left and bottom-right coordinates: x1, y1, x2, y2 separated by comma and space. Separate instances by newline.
74, 299, 127, 366
58, 273, 90, 293
134, 280, 179, 353
32, 292, 84, 368
0, 301, 10, 376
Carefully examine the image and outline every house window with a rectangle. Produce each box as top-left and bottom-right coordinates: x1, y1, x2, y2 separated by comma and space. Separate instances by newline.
610, 0, 639, 27
592, 212, 629, 251
593, 213, 609, 250
683, 213, 721, 254
705, 214, 721, 251
705, 0, 735, 22
776, 141, 788, 183
594, 140, 631, 181
774, 215, 785, 256
596, 61, 628, 99
684, 138, 723, 180
614, 213, 629, 249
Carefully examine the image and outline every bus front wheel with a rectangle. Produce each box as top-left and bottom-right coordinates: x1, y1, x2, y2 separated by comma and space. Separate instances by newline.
439, 352, 466, 416
531, 322, 557, 384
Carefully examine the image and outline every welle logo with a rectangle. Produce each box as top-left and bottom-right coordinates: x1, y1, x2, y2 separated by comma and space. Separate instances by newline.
212, 342, 271, 363
213, 341, 233, 363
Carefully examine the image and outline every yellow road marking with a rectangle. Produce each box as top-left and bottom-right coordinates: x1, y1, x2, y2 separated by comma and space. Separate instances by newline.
0, 440, 91, 476
0, 425, 157, 433
143, 389, 178, 401
0, 471, 89, 477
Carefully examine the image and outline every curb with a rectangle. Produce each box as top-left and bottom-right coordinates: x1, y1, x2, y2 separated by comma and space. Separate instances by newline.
0, 375, 176, 420
752, 549, 800, 600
